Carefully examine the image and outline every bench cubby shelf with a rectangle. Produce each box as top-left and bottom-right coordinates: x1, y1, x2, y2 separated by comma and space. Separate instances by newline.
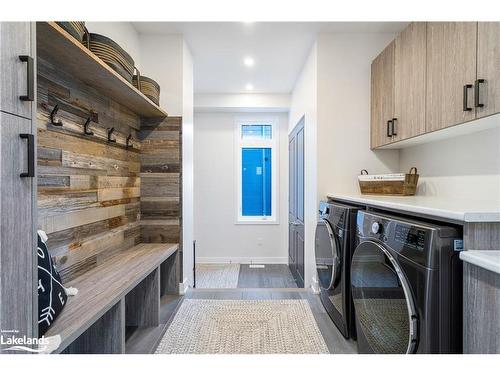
46, 244, 178, 354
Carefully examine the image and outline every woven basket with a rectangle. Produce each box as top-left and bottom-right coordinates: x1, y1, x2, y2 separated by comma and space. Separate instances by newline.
133, 73, 160, 105
82, 33, 135, 82
56, 22, 86, 43
358, 167, 419, 196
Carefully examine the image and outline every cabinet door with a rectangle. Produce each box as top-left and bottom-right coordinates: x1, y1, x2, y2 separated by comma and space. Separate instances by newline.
0, 112, 36, 345
426, 22, 477, 132
370, 41, 395, 149
0, 22, 33, 119
393, 22, 427, 141
476, 22, 500, 119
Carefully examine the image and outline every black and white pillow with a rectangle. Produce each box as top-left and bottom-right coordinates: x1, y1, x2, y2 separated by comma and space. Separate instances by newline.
37, 231, 68, 336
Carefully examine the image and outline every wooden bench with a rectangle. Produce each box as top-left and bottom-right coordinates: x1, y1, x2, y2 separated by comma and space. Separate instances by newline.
45, 243, 178, 354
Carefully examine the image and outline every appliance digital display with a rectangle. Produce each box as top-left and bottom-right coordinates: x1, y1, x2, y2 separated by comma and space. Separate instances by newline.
394, 224, 426, 251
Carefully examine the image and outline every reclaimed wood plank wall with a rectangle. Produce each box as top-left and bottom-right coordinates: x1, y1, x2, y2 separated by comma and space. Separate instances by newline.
139, 116, 182, 244
37, 57, 142, 282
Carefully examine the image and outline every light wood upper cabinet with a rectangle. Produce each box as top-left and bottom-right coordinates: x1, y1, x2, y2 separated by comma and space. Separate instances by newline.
370, 41, 395, 149
0, 22, 33, 119
393, 22, 427, 142
476, 22, 500, 119
425, 22, 477, 132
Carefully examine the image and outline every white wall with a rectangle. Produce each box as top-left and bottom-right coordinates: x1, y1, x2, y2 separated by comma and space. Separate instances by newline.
399, 126, 500, 201
288, 34, 402, 290
138, 34, 184, 116
194, 112, 289, 264
316, 33, 400, 200
182, 42, 195, 287
85, 22, 142, 71
288, 43, 318, 289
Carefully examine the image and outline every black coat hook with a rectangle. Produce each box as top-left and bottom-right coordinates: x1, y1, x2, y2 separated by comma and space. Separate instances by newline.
126, 134, 133, 149
107, 127, 116, 143
50, 104, 63, 126
83, 117, 94, 136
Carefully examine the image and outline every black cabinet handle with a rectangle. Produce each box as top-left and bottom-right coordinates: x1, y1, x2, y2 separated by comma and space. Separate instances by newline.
386, 120, 393, 137
19, 134, 35, 178
19, 55, 34, 102
392, 118, 398, 136
475, 79, 485, 108
463, 84, 472, 111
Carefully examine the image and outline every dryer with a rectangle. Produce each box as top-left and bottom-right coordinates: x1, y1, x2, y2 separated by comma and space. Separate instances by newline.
351, 210, 463, 354
314, 201, 360, 339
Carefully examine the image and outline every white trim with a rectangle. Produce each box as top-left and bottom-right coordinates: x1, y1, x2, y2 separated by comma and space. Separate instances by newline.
179, 278, 189, 295
196, 256, 288, 264
234, 116, 280, 224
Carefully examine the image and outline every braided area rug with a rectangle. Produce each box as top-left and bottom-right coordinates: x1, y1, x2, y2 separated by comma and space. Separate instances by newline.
195, 263, 240, 288
155, 299, 329, 354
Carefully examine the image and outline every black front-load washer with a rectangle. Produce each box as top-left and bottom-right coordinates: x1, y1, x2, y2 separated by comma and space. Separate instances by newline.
351, 210, 463, 354
314, 201, 361, 339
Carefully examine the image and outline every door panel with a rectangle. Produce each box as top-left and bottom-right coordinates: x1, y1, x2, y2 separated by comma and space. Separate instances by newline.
426, 22, 477, 132
288, 118, 304, 288
476, 22, 500, 118
296, 127, 304, 222
394, 22, 427, 141
0, 22, 33, 118
0, 112, 35, 341
296, 231, 305, 287
370, 41, 395, 148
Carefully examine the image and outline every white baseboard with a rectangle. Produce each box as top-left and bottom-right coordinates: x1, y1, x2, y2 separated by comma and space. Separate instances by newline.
196, 256, 288, 264
179, 278, 189, 295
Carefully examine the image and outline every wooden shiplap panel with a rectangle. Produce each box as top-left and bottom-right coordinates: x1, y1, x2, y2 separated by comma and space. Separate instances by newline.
37, 58, 142, 281
139, 117, 182, 245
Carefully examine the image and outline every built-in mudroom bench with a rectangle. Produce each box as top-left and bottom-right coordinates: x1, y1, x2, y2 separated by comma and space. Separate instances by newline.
46, 243, 178, 353
0, 21, 183, 353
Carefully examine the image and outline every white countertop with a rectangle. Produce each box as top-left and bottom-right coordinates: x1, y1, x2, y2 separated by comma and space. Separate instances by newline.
327, 193, 500, 223
460, 251, 500, 275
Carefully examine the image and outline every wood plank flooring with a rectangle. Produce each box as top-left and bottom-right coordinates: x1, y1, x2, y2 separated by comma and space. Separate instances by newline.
137, 288, 357, 354
237, 264, 299, 288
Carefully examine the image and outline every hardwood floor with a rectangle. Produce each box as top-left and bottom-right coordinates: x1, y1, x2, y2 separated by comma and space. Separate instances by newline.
237, 264, 298, 288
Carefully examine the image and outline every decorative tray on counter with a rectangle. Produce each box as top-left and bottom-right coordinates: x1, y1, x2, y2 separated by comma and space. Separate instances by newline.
358, 167, 419, 196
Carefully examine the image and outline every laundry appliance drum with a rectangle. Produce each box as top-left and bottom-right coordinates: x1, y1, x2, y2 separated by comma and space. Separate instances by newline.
351, 241, 418, 354
315, 219, 341, 290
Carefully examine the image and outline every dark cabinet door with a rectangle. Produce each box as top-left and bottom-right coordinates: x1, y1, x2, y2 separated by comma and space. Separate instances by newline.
0, 112, 36, 344
0, 22, 34, 119
288, 118, 304, 288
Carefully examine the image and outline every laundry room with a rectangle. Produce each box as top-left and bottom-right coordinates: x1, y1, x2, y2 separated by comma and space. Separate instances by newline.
1, 1, 500, 373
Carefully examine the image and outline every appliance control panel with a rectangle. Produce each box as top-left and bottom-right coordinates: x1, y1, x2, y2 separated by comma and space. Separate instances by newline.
394, 224, 426, 252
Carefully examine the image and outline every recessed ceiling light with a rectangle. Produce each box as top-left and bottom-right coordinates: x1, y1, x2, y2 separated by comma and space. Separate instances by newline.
243, 57, 255, 67
245, 83, 254, 91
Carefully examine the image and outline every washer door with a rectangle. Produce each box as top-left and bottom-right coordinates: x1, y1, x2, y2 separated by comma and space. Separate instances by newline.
315, 219, 341, 290
351, 241, 418, 354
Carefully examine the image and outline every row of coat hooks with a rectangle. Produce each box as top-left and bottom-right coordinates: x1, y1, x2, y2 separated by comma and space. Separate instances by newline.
50, 104, 134, 148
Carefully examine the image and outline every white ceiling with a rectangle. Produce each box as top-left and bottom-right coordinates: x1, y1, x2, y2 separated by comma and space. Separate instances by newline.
132, 22, 408, 94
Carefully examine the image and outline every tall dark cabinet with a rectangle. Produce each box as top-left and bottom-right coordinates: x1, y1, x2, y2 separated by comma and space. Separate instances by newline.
0, 22, 37, 347
288, 118, 305, 288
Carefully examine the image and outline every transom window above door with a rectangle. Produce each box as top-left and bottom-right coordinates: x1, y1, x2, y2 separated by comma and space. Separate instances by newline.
235, 119, 279, 224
